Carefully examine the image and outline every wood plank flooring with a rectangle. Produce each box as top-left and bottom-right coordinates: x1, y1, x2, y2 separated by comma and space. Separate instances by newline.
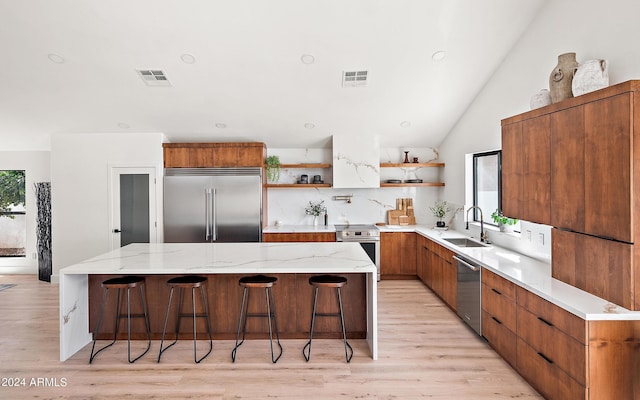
0, 275, 542, 399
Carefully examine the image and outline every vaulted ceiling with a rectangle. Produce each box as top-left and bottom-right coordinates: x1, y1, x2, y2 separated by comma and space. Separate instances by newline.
0, 0, 546, 150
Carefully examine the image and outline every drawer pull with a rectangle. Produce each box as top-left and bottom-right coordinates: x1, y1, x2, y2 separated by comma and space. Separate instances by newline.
537, 352, 554, 364
491, 316, 503, 325
537, 316, 554, 327
490, 288, 502, 296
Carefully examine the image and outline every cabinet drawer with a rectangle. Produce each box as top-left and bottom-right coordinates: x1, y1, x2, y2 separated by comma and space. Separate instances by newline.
517, 338, 587, 400
482, 269, 516, 299
482, 310, 516, 368
482, 283, 516, 332
516, 286, 586, 344
517, 306, 587, 386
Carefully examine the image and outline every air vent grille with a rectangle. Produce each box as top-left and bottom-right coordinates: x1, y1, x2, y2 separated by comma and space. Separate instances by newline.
136, 69, 172, 87
342, 70, 368, 87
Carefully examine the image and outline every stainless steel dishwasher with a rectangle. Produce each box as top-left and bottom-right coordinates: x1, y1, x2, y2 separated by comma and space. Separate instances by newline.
454, 255, 481, 335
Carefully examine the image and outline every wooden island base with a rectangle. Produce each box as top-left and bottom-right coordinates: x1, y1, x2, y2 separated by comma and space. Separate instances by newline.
89, 273, 367, 340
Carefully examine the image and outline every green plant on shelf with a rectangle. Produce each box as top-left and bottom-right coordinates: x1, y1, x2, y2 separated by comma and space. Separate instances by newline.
265, 155, 281, 183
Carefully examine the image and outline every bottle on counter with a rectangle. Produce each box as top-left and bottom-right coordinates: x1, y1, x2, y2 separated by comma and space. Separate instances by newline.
324, 213, 328, 226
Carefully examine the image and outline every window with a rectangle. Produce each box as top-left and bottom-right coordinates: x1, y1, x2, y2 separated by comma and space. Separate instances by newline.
0, 170, 26, 257
473, 151, 500, 225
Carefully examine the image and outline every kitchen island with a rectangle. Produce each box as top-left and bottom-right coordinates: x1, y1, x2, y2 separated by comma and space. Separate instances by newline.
59, 242, 377, 361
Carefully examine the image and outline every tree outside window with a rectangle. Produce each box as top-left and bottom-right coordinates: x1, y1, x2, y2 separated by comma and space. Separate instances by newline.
0, 170, 26, 257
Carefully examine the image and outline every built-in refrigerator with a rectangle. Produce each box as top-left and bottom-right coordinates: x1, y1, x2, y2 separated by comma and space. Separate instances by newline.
164, 168, 262, 243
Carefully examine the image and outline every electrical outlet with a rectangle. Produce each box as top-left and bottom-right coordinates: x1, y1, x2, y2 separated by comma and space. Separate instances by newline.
526, 230, 532, 241
538, 233, 545, 245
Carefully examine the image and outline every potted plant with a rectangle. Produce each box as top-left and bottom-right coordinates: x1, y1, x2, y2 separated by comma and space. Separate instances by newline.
491, 209, 518, 232
305, 200, 326, 225
429, 200, 451, 228
265, 155, 281, 183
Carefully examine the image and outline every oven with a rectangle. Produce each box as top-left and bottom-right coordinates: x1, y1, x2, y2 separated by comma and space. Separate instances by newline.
335, 224, 380, 280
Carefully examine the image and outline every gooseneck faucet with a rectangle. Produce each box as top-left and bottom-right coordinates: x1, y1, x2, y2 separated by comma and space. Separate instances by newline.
466, 206, 486, 242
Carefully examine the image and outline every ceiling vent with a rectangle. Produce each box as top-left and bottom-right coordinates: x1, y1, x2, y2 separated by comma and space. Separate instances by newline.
136, 69, 172, 87
342, 70, 368, 87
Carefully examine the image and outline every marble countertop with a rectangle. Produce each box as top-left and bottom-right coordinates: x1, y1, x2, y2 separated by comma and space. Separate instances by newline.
59, 242, 376, 275
394, 224, 639, 321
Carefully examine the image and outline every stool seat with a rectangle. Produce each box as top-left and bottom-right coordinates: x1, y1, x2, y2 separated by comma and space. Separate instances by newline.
239, 274, 278, 288
102, 275, 145, 289
167, 275, 207, 288
309, 275, 347, 287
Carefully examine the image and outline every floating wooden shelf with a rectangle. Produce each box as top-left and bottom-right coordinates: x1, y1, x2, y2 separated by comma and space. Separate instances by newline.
265, 183, 332, 188
380, 182, 445, 187
380, 162, 445, 168
279, 163, 332, 169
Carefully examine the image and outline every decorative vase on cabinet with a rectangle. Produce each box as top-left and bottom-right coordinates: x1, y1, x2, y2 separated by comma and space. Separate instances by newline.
530, 89, 552, 109
549, 52, 578, 103
572, 59, 609, 96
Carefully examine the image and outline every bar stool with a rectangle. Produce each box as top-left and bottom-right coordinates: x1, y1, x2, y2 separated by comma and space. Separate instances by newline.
231, 274, 283, 363
302, 275, 353, 363
158, 275, 213, 363
89, 275, 151, 363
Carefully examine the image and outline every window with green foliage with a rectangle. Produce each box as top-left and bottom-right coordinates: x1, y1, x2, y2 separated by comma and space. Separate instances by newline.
473, 151, 500, 225
0, 170, 26, 257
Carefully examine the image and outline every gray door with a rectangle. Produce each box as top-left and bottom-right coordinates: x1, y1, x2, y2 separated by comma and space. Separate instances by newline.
119, 174, 150, 246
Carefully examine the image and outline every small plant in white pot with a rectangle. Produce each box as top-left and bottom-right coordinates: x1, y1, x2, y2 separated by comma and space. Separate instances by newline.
305, 200, 326, 225
491, 209, 518, 232
429, 200, 451, 228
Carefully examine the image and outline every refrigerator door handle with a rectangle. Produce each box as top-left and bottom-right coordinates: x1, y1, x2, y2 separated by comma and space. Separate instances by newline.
211, 188, 217, 241
205, 189, 212, 241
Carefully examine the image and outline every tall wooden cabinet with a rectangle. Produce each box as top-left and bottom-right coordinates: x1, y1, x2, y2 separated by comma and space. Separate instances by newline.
502, 81, 640, 310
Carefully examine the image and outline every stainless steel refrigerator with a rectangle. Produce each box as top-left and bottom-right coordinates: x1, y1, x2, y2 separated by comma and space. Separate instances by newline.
164, 168, 262, 242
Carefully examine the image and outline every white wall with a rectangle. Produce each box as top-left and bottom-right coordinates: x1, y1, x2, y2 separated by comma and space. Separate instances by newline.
0, 151, 50, 273
438, 0, 640, 259
50, 133, 164, 278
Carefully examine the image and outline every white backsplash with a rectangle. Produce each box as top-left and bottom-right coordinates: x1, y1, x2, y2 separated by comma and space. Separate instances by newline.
267, 147, 442, 226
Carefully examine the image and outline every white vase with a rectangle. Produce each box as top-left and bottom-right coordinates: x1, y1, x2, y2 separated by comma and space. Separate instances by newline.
313, 216, 319, 226
572, 59, 609, 96
530, 89, 552, 110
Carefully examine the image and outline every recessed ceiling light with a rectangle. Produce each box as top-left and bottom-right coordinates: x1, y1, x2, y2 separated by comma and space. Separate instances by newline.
400, 121, 411, 128
431, 50, 446, 62
117, 123, 130, 129
215, 123, 227, 129
180, 53, 196, 64
304, 123, 315, 129
301, 54, 315, 65
47, 53, 65, 64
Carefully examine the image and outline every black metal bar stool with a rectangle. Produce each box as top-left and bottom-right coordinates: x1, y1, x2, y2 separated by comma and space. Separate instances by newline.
158, 275, 213, 363
89, 275, 151, 363
231, 274, 283, 363
302, 275, 353, 362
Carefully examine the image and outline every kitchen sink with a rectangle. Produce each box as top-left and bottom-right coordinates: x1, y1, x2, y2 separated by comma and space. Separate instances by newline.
443, 238, 488, 248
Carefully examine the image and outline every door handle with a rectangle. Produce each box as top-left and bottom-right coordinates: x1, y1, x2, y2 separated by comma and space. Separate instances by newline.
113, 229, 121, 233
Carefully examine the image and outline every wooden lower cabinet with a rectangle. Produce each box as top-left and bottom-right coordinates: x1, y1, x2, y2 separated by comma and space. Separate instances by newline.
262, 232, 335, 242
481, 269, 517, 367
515, 286, 639, 400
415, 235, 456, 310
380, 232, 417, 278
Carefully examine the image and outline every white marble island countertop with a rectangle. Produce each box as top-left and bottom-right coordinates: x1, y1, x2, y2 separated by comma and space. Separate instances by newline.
263, 225, 336, 234
60, 242, 375, 275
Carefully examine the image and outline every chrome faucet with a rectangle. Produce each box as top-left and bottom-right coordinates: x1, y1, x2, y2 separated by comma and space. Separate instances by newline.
466, 206, 486, 242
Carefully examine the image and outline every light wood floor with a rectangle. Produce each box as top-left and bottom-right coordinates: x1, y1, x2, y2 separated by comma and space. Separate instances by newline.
0, 275, 542, 399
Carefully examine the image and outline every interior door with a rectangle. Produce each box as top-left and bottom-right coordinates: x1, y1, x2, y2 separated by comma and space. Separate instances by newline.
110, 167, 157, 249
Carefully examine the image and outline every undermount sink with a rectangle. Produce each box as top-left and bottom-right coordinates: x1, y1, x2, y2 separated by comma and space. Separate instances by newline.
443, 238, 488, 248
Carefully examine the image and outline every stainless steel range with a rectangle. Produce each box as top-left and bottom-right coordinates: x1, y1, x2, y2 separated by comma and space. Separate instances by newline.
335, 224, 380, 280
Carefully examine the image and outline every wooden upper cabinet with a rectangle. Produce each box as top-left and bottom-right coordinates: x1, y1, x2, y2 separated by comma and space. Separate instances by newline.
501, 122, 523, 219
163, 143, 265, 168
584, 93, 633, 243
550, 106, 585, 232
522, 115, 551, 225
